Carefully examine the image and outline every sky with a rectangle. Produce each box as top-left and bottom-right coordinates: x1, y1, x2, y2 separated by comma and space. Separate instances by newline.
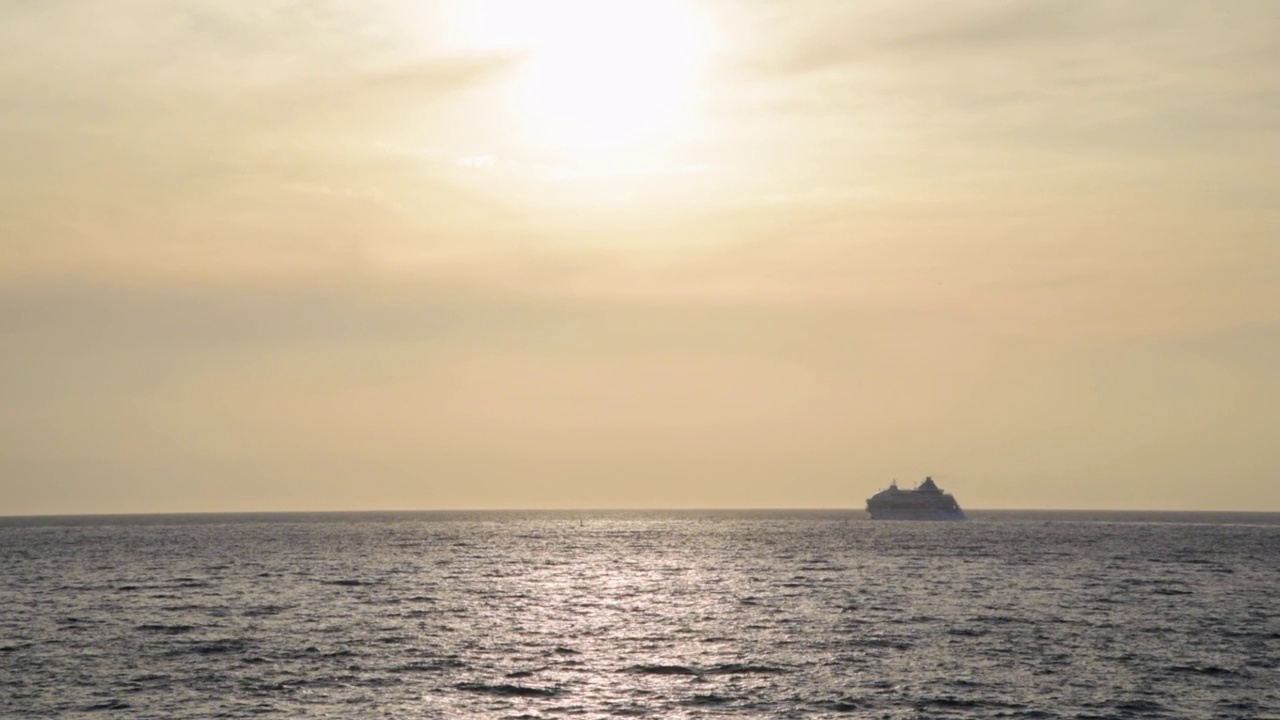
2, 0, 1278, 514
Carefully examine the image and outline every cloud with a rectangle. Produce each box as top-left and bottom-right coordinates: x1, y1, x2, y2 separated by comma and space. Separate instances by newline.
3, 266, 1276, 512
725, 0, 1279, 165
1, 0, 526, 275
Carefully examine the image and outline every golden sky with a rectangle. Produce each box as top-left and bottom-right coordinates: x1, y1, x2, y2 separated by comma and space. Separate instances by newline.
2, 1, 1278, 513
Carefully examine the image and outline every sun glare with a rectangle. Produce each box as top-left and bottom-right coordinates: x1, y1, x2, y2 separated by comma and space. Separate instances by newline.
455, 0, 711, 158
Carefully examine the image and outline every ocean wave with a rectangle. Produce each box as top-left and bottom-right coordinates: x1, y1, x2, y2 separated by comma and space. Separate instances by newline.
135, 623, 198, 635
685, 694, 731, 706
454, 682, 560, 698
625, 664, 699, 675
706, 663, 790, 675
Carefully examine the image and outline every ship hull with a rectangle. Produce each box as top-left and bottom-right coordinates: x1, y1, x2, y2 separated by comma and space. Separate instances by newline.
866, 507, 966, 521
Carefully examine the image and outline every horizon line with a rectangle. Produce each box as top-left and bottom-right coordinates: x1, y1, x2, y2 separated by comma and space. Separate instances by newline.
4, 507, 1280, 521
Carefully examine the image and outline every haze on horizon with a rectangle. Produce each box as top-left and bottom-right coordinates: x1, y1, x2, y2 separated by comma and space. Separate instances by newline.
2, 0, 1277, 516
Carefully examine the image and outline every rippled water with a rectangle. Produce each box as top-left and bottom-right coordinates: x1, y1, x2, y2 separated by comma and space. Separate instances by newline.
2, 510, 1279, 718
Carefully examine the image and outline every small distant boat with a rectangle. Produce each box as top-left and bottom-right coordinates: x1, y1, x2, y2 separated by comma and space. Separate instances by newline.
866, 477, 965, 521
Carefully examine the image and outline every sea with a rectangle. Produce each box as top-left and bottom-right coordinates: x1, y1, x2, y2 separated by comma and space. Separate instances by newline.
2, 510, 1278, 719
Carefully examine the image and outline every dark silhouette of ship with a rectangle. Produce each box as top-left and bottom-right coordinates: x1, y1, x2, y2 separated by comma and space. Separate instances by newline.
866, 477, 965, 520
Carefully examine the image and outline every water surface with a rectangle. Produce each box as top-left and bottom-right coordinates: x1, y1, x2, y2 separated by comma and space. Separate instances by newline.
2, 510, 1277, 718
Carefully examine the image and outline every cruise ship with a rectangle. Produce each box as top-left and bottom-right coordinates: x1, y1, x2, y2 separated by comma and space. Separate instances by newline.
865, 477, 966, 520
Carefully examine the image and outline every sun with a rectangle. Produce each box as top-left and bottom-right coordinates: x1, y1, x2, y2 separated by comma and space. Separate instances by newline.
455, 0, 711, 158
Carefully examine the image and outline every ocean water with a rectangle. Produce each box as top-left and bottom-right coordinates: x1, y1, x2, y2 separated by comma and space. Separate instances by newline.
2, 510, 1278, 719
